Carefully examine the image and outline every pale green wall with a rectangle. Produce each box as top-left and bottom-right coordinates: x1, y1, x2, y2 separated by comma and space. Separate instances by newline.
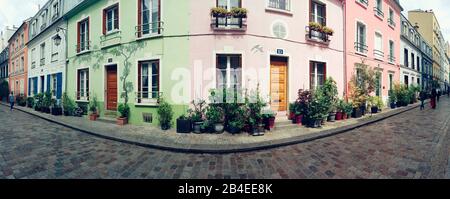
66, 0, 190, 125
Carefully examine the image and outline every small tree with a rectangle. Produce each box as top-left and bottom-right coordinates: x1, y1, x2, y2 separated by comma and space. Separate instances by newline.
157, 98, 174, 130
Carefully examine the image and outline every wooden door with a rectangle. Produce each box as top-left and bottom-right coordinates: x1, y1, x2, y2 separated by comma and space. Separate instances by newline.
106, 65, 118, 111
270, 61, 287, 112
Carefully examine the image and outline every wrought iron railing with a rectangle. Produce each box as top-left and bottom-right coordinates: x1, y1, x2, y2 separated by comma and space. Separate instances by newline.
76, 91, 90, 101
357, 0, 369, 6
75, 41, 91, 53
211, 16, 247, 30
388, 55, 396, 63
388, 18, 396, 27
374, 49, 384, 58
354, 42, 368, 54
374, 7, 384, 18
135, 91, 163, 104
135, 21, 164, 38
268, 0, 291, 11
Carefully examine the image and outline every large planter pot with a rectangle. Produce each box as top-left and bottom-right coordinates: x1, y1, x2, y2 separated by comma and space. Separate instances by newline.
34, 106, 41, 112
176, 118, 192, 133
228, 126, 241, 134
193, 121, 203, 134
161, 123, 171, 131
117, 117, 128, 126
264, 117, 276, 130
371, 106, 379, 114
295, 115, 303, 125
352, 108, 362, 118
288, 112, 295, 120
396, 101, 401, 107
214, 123, 225, 133
89, 113, 99, 121
335, 112, 343, 121
390, 102, 396, 109
51, 107, 62, 116
42, 107, 51, 114
63, 110, 71, 116
308, 119, 322, 128
360, 106, 366, 116
327, 112, 336, 122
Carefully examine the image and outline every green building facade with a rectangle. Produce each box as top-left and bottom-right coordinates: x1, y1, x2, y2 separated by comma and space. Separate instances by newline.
65, 0, 190, 125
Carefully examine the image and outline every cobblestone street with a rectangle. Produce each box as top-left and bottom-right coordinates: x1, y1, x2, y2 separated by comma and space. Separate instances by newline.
0, 98, 449, 179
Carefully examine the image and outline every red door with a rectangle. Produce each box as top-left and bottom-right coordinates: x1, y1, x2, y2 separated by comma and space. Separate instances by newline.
106, 65, 117, 111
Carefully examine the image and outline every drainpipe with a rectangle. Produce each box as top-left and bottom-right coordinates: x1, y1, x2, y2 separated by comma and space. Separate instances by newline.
342, 0, 347, 100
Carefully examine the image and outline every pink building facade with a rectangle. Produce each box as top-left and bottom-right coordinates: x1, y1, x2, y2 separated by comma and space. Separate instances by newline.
189, 0, 345, 114
344, 0, 402, 102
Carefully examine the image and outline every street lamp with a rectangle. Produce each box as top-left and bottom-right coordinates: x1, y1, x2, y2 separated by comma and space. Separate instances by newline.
53, 27, 66, 47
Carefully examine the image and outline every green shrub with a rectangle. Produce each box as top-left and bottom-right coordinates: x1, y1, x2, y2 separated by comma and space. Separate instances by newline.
89, 96, 99, 114
26, 97, 34, 107
157, 98, 174, 129
62, 92, 76, 115
118, 103, 130, 118
43, 92, 52, 108
0, 80, 9, 98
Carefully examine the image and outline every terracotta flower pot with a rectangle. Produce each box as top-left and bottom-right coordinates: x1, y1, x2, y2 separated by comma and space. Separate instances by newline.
335, 112, 343, 121
89, 113, 98, 121
117, 117, 128, 126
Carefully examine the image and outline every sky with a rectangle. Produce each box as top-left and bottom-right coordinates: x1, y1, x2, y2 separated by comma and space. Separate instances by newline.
0, 0, 450, 40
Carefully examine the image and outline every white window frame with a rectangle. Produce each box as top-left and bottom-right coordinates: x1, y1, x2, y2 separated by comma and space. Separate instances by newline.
139, 60, 159, 104
266, 0, 291, 12
355, 21, 367, 55
78, 68, 89, 101
310, 61, 326, 90
374, 31, 383, 60
78, 19, 89, 52
216, 54, 242, 90
140, 0, 160, 36
105, 5, 119, 33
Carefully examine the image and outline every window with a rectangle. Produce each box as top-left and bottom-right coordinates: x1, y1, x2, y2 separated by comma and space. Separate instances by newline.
77, 18, 90, 52
404, 49, 408, 67
50, 74, 57, 97
389, 73, 393, 91
138, 0, 161, 37
103, 4, 119, 34
388, 9, 395, 27
268, 0, 290, 11
53, 2, 59, 18
216, 54, 242, 91
19, 79, 24, 95
138, 60, 159, 103
20, 57, 24, 72
356, 0, 368, 7
77, 69, 89, 100
310, 61, 326, 90
374, 32, 383, 59
40, 43, 46, 66
31, 48, 36, 68
417, 57, 420, 72
51, 37, 58, 62
375, 72, 382, 97
273, 22, 287, 39
311, 1, 326, 26
355, 22, 367, 54
389, 40, 395, 63
411, 53, 415, 69
21, 34, 24, 47
404, 75, 409, 87
374, 0, 383, 18
412, 77, 415, 86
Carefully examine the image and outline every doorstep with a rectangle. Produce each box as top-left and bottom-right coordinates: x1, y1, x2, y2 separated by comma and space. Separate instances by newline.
2, 102, 421, 154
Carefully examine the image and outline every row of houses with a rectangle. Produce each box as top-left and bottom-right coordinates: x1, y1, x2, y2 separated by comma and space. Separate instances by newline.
1, 0, 450, 125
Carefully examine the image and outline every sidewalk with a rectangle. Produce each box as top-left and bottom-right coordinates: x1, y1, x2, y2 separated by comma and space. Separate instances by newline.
2, 102, 421, 153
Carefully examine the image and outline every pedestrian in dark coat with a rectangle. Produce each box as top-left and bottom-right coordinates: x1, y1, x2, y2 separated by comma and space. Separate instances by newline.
419, 90, 426, 110
430, 89, 437, 109
9, 92, 14, 111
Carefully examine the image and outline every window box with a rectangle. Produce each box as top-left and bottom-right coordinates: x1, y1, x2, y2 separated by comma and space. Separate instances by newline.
211, 16, 247, 31
306, 27, 330, 44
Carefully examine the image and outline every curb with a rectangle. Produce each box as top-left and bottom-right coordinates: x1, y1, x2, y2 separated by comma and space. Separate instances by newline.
2, 102, 420, 154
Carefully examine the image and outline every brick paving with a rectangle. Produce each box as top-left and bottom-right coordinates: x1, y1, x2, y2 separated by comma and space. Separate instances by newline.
0, 98, 449, 179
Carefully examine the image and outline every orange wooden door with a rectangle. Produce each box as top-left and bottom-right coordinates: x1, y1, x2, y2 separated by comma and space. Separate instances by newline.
106, 66, 118, 111
270, 61, 287, 112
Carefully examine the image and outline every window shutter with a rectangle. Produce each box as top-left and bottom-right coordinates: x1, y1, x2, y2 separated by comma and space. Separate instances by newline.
137, 0, 142, 38
158, 0, 161, 34
87, 18, 90, 49
56, 72, 62, 99
115, 6, 119, 30
324, 63, 327, 81
46, 74, 51, 93
138, 62, 142, 103
34, 78, 38, 95
77, 22, 80, 53
86, 70, 89, 100
310, 61, 314, 89
156, 61, 160, 94
77, 70, 80, 100
28, 78, 31, 96
323, 4, 327, 26
102, 9, 106, 35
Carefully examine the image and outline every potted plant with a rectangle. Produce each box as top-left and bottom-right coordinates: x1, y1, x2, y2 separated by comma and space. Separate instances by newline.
322, 26, 334, 36
157, 98, 174, 130
343, 101, 353, 120
375, 96, 384, 112
322, 78, 339, 122
188, 99, 206, 134
26, 97, 34, 108
89, 96, 99, 121
262, 110, 276, 131
335, 100, 344, 121
42, 92, 52, 113
62, 92, 76, 116
117, 103, 130, 126
309, 22, 322, 31
228, 120, 244, 134
367, 96, 379, 114
245, 84, 267, 135
34, 93, 43, 112
16, 95, 26, 107
306, 89, 328, 128
205, 105, 225, 133
230, 7, 248, 18
295, 89, 312, 125
288, 103, 296, 120
51, 99, 62, 116
210, 7, 229, 17
176, 114, 192, 134
388, 90, 397, 109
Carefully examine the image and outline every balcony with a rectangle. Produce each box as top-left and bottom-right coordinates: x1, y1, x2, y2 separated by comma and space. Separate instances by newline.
40, 23, 47, 31
211, 16, 247, 31
76, 91, 90, 101
136, 91, 162, 105
388, 55, 396, 63
76, 41, 91, 54
135, 21, 164, 39
40, 58, 45, 66
374, 49, 384, 60
305, 26, 330, 44
356, 0, 368, 8
388, 18, 396, 28
354, 42, 368, 55
374, 7, 384, 19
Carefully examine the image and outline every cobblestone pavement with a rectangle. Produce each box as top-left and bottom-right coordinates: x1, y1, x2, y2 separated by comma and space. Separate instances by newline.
0, 98, 449, 179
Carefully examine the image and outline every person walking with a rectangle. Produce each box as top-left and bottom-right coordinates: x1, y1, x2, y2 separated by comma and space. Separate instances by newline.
419, 90, 426, 110
437, 88, 440, 102
9, 92, 14, 111
430, 89, 437, 109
